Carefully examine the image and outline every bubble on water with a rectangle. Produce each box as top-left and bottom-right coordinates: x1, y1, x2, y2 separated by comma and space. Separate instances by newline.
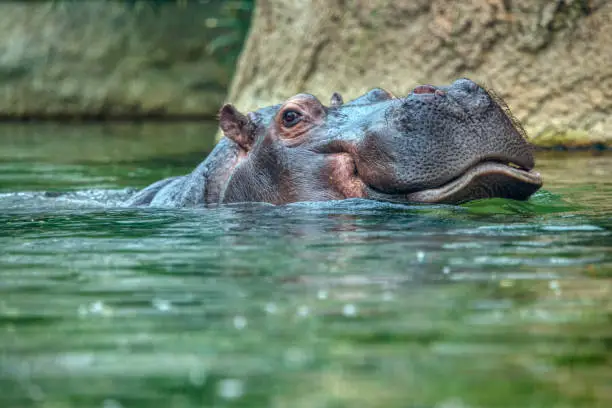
284, 347, 308, 367
79, 301, 112, 317
90, 301, 105, 314
189, 366, 207, 387
297, 305, 310, 317
264, 302, 277, 314
342, 304, 357, 317
217, 378, 244, 400
317, 290, 328, 300
442, 266, 451, 274
233, 315, 247, 330
490, 310, 504, 322
205, 18, 218, 29
548, 280, 561, 294
56, 352, 95, 370
152, 298, 171, 312
102, 399, 123, 408
417, 251, 425, 263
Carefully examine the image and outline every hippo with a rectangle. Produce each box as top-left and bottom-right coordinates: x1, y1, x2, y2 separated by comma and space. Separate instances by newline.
125, 78, 542, 208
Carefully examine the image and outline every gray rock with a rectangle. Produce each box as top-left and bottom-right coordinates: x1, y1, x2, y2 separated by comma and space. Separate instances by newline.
0, 2, 243, 118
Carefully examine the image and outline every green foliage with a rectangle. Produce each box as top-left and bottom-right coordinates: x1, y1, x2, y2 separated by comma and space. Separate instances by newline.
52, 0, 254, 65
205, 0, 255, 64
121, 0, 254, 64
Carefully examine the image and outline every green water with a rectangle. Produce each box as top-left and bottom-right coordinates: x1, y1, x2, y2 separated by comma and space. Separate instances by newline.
0, 123, 611, 408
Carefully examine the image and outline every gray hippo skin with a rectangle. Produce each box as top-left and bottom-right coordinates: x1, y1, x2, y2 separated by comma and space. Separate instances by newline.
125, 78, 543, 208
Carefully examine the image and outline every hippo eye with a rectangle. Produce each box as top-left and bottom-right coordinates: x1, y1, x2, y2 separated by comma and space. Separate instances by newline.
281, 110, 302, 127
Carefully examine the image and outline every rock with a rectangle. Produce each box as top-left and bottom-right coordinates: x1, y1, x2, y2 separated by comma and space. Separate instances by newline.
0, 1, 244, 119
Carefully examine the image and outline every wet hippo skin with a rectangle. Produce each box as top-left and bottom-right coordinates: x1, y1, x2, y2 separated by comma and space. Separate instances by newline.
125, 78, 543, 208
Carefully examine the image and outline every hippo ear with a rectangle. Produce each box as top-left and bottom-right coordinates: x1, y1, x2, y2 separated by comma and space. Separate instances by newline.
330, 92, 344, 107
219, 104, 254, 150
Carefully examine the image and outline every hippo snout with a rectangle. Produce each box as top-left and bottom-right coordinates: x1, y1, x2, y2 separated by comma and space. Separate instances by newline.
355, 78, 540, 201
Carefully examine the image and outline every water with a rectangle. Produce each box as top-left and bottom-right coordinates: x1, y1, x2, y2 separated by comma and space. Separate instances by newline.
0, 123, 611, 408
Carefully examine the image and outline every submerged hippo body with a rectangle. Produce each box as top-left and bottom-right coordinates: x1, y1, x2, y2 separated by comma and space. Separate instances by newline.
125, 78, 542, 208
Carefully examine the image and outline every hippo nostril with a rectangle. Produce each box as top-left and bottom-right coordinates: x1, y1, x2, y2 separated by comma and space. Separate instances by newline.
413, 85, 436, 94
434, 89, 446, 96
452, 78, 481, 93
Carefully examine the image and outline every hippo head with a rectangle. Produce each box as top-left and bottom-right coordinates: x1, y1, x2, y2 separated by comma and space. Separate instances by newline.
213, 78, 542, 206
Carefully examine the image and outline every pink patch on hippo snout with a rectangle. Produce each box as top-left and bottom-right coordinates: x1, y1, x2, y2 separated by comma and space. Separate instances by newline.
325, 153, 367, 199
412, 85, 436, 94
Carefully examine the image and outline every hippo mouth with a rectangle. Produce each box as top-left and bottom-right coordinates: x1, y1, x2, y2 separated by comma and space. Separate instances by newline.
365, 161, 543, 205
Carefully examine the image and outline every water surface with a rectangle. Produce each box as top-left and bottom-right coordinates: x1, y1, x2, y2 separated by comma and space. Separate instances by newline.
0, 124, 611, 408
